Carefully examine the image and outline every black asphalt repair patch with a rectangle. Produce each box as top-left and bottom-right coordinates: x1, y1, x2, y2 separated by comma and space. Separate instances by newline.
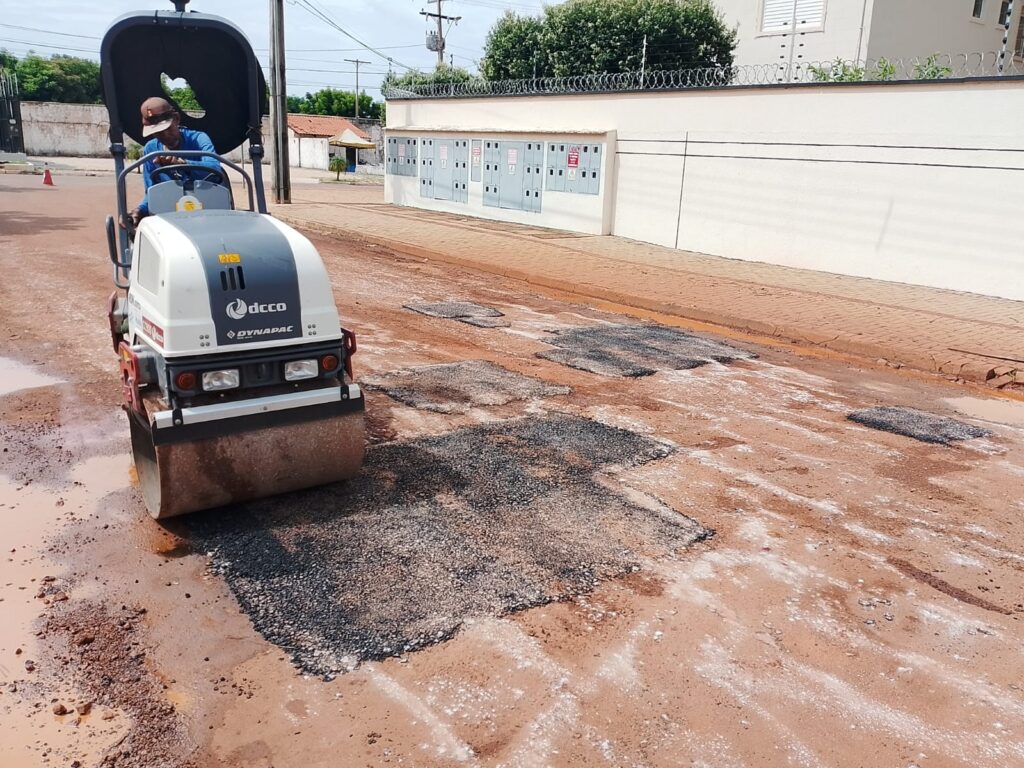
363, 360, 571, 413
848, 406, 991, 445
188, 414, 706, 675
537, 323, 756, 377
403, 301, 511, 328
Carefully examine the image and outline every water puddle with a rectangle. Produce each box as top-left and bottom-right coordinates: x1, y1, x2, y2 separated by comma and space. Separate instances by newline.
944, 396, 1024, 429
0, 356, 64, 397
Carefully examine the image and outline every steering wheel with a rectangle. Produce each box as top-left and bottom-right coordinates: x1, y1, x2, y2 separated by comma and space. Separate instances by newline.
151, 163, 228, 188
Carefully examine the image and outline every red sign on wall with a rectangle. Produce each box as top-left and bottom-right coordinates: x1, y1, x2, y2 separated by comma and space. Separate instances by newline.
567, 146, 580, 168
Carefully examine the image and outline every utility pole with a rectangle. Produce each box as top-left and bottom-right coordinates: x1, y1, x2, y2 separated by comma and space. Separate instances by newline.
420, 0, 461, 68
640, 34, 647, 89
999, 0, 1015, 74
269, 0, 290, 203
344, 58, 370, 118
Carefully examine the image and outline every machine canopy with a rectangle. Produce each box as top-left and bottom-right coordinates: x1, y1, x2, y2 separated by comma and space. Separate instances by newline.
100, 6, 267, 154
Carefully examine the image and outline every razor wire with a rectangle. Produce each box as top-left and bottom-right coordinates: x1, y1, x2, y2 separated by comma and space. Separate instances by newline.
383, 51, 1024, 100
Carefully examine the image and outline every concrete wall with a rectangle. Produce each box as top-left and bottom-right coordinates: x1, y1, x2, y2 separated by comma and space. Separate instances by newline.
867, 0, 1023, 61
22, 102, 109, 157
386, 79, 1024, 301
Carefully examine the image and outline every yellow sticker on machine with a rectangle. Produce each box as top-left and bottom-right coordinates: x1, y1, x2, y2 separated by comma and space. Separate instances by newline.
218, 253, 241, 263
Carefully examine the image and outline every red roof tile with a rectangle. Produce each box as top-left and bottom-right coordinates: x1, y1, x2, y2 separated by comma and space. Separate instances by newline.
287, 113, 370, 139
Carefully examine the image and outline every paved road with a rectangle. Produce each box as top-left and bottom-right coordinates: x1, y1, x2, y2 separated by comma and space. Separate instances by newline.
1, 174, 1023, 768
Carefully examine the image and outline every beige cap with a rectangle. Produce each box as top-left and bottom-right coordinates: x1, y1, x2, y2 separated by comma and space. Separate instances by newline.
140, 96, 176, 137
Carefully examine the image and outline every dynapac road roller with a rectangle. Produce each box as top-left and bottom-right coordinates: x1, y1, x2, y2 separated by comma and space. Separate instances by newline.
101, 2, 365, 518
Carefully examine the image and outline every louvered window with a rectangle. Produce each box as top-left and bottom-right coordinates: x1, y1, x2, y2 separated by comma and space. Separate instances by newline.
762, 0, 826, 33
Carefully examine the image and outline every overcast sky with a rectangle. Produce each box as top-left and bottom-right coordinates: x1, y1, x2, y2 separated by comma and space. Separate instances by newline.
0, 0, 547, 98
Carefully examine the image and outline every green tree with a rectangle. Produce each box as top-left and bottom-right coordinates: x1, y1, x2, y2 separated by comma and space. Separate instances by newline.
0, 49, 18, 72
383, 65, 474, 91
286, 88, 382, 120
480, 14, 545, 80
15, 54, 102, 102
329, 155, 346, 180
480, 0, 736, 80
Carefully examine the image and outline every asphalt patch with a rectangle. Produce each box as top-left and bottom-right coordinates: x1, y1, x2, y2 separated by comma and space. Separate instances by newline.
189, 414, 705, 675
363, 360, 571, 413
848, 406, 990, 445
537, 323, 756, 377
404, 301, 511, 328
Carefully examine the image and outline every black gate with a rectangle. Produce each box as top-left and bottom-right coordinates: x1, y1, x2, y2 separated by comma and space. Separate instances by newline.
0, 70, 25, 155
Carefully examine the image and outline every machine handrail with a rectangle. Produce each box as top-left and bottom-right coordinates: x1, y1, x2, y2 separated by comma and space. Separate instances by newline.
116, 149, 256, 222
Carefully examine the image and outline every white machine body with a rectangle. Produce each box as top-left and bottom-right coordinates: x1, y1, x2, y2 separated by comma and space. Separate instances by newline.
125, 209, 341, 357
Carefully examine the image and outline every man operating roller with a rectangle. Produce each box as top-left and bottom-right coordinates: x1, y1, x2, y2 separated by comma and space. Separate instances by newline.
127, 96, 222, 226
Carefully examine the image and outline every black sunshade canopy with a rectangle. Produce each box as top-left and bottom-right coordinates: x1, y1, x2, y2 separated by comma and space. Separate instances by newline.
101, 7, 267, 154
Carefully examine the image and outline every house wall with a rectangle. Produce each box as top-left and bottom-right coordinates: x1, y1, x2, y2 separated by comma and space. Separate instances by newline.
287, 129, 330, 170
385, 79, 1024, 301
867, 0, 1024, 61
711, 0, 874, 68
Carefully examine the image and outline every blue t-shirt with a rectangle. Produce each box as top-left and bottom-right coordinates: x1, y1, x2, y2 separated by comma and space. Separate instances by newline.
137, 127, 221, 214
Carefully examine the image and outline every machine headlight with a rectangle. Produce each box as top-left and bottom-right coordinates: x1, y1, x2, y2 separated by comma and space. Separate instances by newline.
284, 359, 319, 381
202, 369, 240, 391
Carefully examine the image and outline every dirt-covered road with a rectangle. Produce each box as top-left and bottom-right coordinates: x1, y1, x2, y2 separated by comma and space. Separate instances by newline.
1, 174, 1023, 768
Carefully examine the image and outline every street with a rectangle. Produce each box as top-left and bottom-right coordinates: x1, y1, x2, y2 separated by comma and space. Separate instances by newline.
1, 172, 1023, 768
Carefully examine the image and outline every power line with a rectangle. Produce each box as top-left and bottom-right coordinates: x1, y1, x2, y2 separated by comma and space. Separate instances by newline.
0, 37, 98, 54
0, 23, 100, 39
290, 0, 416, 70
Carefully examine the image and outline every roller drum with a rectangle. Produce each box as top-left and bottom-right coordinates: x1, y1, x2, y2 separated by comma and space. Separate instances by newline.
130, 405, 365, 519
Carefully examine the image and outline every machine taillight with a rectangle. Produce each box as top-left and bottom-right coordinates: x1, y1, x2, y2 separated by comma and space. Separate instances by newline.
320, 354, 339, 373
175, 371, 197, 390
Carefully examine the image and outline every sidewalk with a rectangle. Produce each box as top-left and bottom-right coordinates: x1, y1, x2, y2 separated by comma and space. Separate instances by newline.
273, 185, 1023, 390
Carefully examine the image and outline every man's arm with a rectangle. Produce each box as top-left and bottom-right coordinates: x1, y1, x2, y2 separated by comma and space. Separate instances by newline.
191, 130, 221, 170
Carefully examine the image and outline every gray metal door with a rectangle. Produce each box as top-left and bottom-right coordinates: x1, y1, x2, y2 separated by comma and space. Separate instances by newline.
433, 138, 454, 201
498, 141, 526, 210
483, 139, 500, 208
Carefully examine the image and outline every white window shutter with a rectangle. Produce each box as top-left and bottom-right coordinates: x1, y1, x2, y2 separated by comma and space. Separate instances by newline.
762, 0, 796, 32
762, 0, 825, 32
795, 0, 825, 27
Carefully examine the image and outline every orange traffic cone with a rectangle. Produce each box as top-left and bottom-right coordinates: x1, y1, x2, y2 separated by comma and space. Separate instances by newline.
42, 168, 54, 186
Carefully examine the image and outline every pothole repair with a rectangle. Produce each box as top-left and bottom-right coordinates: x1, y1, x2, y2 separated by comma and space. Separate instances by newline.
403, 301, 511, 328
848, 406, 991, 445
537, 323, 756, 377
363, 360, 571, 413
188, 414, 707, 675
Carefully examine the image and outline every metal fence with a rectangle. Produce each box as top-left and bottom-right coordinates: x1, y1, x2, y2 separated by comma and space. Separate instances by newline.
383, 52, 1024, 100
0, 69, 25, 154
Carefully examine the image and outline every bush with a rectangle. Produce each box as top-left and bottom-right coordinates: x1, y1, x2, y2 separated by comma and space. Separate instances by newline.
329, 156, 346, 180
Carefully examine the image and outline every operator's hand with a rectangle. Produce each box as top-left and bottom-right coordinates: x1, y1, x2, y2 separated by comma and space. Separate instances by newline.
154, 155, 178, 167
123, 208, 143, 229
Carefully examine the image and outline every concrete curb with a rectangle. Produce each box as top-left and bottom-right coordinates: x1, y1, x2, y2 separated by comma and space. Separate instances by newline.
278, 213, 1014, 390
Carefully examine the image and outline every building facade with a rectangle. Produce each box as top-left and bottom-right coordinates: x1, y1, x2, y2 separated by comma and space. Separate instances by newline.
712, 0, 1024, 69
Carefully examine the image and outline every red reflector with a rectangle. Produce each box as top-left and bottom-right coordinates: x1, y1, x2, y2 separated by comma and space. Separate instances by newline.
320, 354, 339, 372
175, 371, 197, 390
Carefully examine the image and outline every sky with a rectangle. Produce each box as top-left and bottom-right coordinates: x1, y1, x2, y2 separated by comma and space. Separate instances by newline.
0, 0, 548, 98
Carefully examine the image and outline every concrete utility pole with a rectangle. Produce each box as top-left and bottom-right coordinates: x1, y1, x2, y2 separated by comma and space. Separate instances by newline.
999, 0, 1015, 74
269, 0, 290, 203
344, 58, 370, 118
420, 0, 461, 68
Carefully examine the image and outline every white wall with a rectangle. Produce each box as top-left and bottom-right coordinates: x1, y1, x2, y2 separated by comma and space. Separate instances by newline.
288, 130, 330, 170
387, 80, 1024, 301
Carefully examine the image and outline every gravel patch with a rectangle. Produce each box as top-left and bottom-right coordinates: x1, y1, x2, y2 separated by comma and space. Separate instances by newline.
363, 360, 571, 413
537, 323, 755, 377
404, 301, 510, 328
189, 414, 706, 675
848, 406, 991, 445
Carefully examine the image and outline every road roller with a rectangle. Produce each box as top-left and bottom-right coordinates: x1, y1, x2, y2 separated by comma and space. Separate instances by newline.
101, 2, 365, 518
